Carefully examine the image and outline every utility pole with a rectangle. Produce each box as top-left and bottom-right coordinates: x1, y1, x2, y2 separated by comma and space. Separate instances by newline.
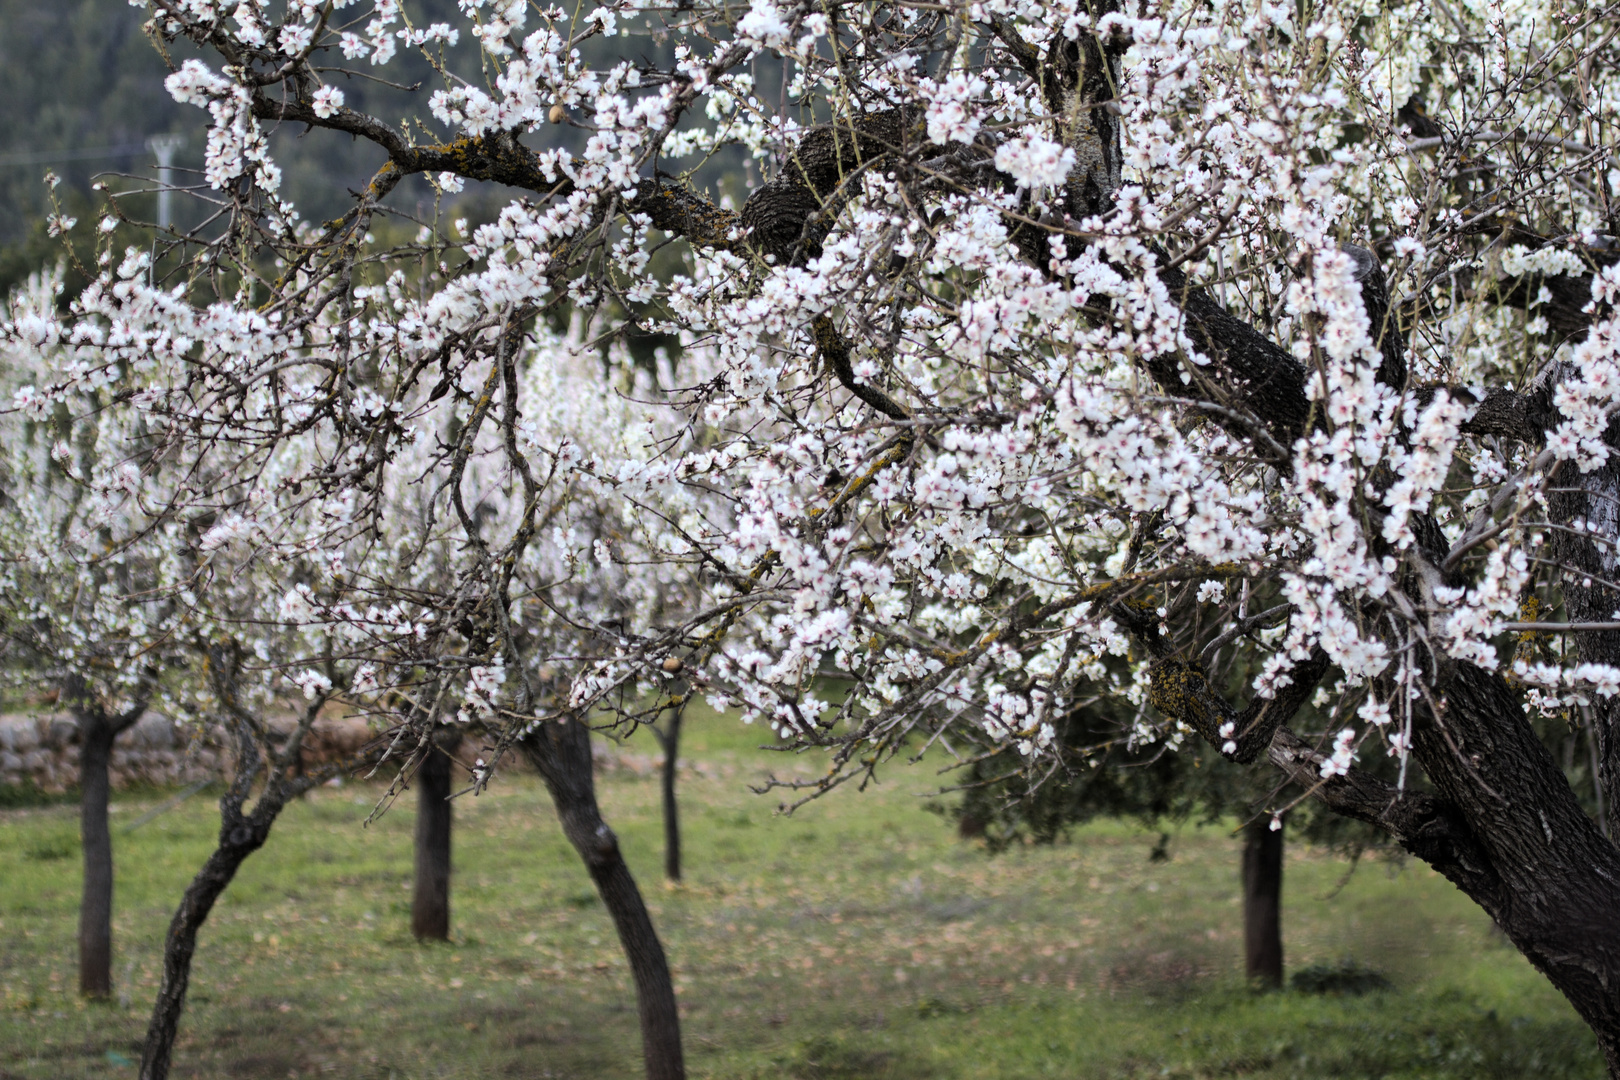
146, 135, 185, 230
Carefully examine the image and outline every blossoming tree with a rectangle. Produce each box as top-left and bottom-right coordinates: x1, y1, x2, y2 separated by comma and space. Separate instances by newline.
0, 263, 365, 1077
0, 267, 180, 1000
14, 0, 1620, 1073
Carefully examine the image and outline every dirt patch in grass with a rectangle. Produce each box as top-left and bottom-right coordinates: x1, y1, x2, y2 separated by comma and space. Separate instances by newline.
1103, 945, 1216, 996
781, 1034, 935, 1080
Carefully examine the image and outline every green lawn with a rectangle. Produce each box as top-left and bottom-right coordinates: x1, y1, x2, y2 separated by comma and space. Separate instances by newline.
0, 712, 1604, 1079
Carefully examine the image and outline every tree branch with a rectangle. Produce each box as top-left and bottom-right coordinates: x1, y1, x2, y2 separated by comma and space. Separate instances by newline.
1265, 725, 1504, 902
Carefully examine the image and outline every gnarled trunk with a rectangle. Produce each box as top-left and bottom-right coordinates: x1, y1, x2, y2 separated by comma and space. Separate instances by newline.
1241, 815, 1283, 989
141, 683, 325, 1080
522, 717, 683, 1080
137, 813, 274, 1080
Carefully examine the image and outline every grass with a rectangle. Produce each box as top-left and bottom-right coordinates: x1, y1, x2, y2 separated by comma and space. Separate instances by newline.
0, 710, 1605, 1079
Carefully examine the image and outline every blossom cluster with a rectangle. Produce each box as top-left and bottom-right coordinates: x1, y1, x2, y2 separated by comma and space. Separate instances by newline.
3, 0, 1617, 810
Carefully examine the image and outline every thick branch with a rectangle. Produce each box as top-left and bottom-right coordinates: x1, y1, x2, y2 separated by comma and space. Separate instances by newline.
1265, 726, 1503, 902
1153, 262, 1313, 444
812, 315, 910, 420
1146, 646, 1329, 764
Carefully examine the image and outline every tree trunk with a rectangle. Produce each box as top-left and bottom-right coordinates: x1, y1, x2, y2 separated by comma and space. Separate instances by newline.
523, 718, 684, 1080
139, 727, 287, 1080
412, 734, 456, 941
1547, 449, 1620, 842
1263, 665, 1620, 1076
1242, 816, 1283, 989
77, 716, 116, 999
137, 819, 270, 1080
1411, 665, 1620, 1075
658, 711, 682, 883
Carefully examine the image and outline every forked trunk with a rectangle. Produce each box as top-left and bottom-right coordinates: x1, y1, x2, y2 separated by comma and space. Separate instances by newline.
77, 718, 116, 999
522, 717, 684, 1080
139, 712, 308, 1080
412, 735, 456, 941
1241, 816, 1283, 989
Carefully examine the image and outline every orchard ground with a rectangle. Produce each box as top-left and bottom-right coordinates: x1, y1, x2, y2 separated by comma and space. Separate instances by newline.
0, 710, 1603, 1080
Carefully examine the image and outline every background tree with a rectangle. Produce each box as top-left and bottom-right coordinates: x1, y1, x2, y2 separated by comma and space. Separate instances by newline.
62, 679, 150, 999
411, 725, 462, 941
648, 697, 687, 882
138, 672, 338, 1080
951, 692, 1395, 988
0, 267, 183, 998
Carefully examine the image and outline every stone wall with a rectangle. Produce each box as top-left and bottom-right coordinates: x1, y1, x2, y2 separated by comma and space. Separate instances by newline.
0, 712, 225, 793
0, 710, 647, 793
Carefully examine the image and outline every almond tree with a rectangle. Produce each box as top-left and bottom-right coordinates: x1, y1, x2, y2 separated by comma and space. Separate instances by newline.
410, 724, 460, 941
0, 264, 360, 1077
16, 0, 1620, 1074
137, 657, 341, 1080
0, 267, 179, 998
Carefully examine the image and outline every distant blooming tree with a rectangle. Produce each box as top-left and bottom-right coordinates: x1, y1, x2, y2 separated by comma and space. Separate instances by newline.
0, 266, 356, 1079
11, 0, 1620, 1074
0, 268, 177, 1000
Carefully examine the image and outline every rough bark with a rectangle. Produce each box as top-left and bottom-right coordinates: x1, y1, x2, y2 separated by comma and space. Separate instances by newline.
139, 723, 299, 1080
521, 718, 684, 1080
739, 108, 927, 265
1341, 243, 1406, 390
137, 839, 261, 1080
412, 731, 458, 941
1259, 676, 1620, 1074
1044, 13, 1125, 220
1242, 816, 1284, 989
1148, 646, 1331, 764
1417, 664, 1620, 1072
